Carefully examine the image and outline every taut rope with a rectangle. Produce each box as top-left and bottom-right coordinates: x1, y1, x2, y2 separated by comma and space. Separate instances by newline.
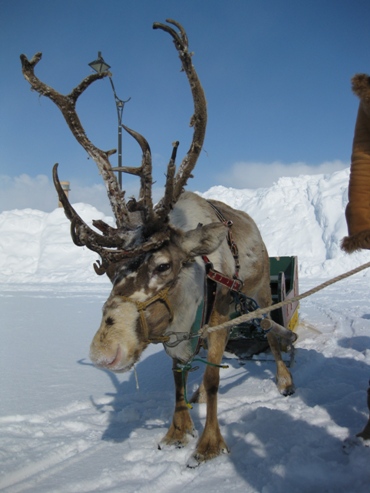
200, 259, 370, 337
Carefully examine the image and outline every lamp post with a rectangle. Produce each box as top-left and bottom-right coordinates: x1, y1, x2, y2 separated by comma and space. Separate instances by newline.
88, 52, 130, 189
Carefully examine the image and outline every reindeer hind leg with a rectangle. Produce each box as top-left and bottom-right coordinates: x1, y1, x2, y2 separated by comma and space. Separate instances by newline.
267, 330, 295, 396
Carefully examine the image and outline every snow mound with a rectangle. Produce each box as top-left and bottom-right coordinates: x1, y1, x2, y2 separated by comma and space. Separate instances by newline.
1, 168, 370, 284
0, 204, 112, 284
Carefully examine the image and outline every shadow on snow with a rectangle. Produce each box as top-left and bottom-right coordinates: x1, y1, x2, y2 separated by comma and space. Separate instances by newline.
78, 334, 370, 485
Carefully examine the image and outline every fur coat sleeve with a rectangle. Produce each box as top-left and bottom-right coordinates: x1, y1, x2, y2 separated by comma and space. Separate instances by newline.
341, 74, 370, 253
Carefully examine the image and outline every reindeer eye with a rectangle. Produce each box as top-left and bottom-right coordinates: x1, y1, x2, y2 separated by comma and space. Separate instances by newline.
155, 263, 171, 273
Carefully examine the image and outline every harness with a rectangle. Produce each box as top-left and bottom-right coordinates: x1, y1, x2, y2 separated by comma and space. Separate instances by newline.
120, 202, 270, 407
120, 286, 174, 344
120, 202, 268, 360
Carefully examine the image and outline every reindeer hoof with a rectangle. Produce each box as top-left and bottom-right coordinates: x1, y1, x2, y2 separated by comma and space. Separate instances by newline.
187, 445, 229, 468
187, 455, 202, 468
280, 385, 295, 396
159, 425, 197, 450
158, 440, 185, 450
276, 372, 295, 396
189, 435, 230, 466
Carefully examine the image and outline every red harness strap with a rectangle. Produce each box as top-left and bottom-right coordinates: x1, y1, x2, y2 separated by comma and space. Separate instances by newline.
206, 200, 242, 281
202, 255, 243, 292
202, 201, 244, 293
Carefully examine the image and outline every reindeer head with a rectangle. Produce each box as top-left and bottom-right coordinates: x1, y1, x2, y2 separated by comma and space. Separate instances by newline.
21, 20, 227, 370
89, 220, 226, 371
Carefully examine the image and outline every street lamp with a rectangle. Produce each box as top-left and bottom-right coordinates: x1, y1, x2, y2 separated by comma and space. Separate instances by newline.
88, 52, 130, 189
88, 51, 111, 73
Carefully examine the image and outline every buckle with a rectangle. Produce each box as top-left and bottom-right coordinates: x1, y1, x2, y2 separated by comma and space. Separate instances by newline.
231, 278, 243, 291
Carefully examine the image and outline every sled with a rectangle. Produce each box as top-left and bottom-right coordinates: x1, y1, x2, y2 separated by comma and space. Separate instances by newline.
269, 256, 299, 331
225, 256, 299, 360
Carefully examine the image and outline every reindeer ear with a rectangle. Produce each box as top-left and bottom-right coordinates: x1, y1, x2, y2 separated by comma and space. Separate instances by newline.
182, 223, 227, 257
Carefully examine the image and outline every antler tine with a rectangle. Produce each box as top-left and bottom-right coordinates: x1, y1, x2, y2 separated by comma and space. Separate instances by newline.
53, 163, 170, 273
20, 53, 132, 230
120, 124, 154, 223
154, 141, 179, 222
22, 23, 206, 275
152, 20, 207, 216
163, 18, 189, 46
53, 164, 124, 249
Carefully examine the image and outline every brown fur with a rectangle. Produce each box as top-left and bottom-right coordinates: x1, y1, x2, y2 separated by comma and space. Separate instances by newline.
342, 74, 370, 442
22, 21, 294, 466
89, 193, 294, 465
341, 230, 370, 253
342, 74, 370, 251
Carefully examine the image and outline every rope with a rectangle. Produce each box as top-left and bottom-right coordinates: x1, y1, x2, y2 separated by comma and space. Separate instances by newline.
201, 259, 370, 337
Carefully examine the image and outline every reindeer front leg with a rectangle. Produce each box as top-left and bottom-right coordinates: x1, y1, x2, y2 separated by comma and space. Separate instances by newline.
192, 326, 230, 465
159, 359, 196, 449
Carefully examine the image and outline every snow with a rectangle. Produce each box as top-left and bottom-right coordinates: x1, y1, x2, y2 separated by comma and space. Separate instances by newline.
1, 167, 370, 492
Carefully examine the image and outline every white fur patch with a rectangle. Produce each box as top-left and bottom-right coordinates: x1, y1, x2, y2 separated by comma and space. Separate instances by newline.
148, 276, 163, 290
128, 289, 149, 302
152, 253, 169, 265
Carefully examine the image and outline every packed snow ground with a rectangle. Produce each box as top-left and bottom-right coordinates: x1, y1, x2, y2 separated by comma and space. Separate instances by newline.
1, 168, 370, 492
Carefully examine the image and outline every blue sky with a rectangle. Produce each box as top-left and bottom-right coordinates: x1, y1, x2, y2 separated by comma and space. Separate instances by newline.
1, 0, 370, 213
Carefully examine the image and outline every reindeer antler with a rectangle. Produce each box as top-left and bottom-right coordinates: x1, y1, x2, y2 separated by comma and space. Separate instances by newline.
119, 124, 154, 224
20, 52, 132, 230
153, 19, 207, 221
21, 19, 207, 273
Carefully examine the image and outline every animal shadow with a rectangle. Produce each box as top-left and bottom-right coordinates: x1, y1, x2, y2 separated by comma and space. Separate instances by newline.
79, 350, 176, 443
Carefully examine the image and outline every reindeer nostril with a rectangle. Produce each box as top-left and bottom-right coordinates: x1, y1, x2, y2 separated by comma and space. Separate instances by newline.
105, 317, 115, 326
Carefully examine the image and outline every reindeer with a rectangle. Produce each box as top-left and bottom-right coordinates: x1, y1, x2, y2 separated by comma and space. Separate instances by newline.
21, 19, 295, 466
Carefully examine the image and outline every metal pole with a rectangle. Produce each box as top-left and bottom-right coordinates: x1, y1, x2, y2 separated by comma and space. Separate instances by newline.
88, 53, 130, 189
118, 116, 123, 189
109, 77, 130, 190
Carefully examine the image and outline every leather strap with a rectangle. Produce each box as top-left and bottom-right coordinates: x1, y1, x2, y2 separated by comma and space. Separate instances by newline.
202, 256, 243, 292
